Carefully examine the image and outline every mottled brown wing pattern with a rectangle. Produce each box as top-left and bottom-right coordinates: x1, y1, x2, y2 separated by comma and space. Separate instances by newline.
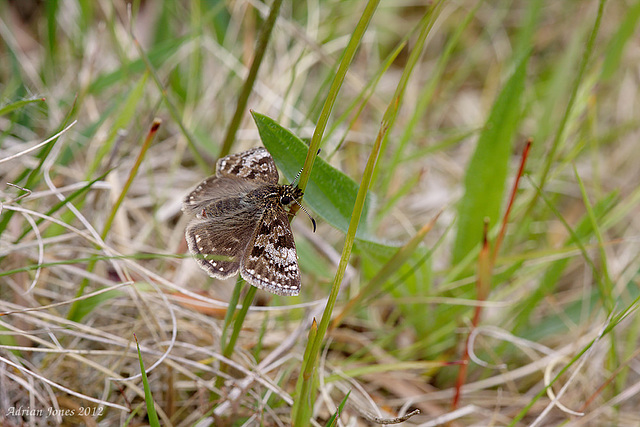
240, 199, 301, 296
182, 176, 255, 217
185, 220, 248, 279
184, 194, 262, 279
216, 147, 279, 184
183, 147, 304, 296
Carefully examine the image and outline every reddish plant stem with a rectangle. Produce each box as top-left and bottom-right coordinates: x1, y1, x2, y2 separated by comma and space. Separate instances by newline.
451, 139, 532, 412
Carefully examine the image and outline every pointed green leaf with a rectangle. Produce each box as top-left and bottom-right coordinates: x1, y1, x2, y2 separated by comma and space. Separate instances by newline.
452, 54, 529, 265
252, 112, 378, 243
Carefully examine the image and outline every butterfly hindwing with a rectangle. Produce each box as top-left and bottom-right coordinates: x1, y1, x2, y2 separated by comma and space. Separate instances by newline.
184, 196, 261, 279
240, 200, 301, 296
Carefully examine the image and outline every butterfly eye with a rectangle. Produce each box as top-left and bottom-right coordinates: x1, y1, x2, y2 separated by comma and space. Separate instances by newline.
280, 195, 292, 204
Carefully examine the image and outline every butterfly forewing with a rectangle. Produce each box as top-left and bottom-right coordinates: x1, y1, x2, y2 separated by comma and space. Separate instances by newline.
216, 147, 279, 183
240, 198, 301, 296
183, 177, 261, 216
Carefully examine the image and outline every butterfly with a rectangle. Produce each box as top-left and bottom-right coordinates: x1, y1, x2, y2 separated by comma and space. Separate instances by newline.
182, 147, 308, 296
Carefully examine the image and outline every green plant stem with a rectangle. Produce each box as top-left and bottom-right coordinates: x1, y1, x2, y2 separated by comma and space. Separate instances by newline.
291, 3, 382, 423
219, 0, 283, 160
527, 0, 606, 211
297, 0, 381, 194
215, 281, 256, 391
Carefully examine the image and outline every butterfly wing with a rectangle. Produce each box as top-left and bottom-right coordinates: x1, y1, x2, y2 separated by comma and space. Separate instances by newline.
216, 147, 279, 184
183, 176, 257, 216
240, 201, 301, 296
184, 181, 265, 279
185, 213, 257, 280
184, 147, 279, 215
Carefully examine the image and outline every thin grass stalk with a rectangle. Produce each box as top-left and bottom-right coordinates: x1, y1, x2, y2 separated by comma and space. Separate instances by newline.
223, 287, 257, 353
220, 277, 244, 351
213, 277, 243, 392
452, 141, 531, 410
573, 165, 614, 312
292, 319, 318, 424
102, 119, 161, 239
528, 0, 606, 210
451, 220, 490, 411
490, 139, 531, 265
219, 0, 283, 160
0, 97, 46, 116
297, 0, 381, 194
527, 176, 606, 306
215, 283, 257, 392
293, 86, 393, 427
68, 119, 160, 321
325, 39, 407, 159
129, 10, 208, 172
574, 163, 619, 396
185, 0, 203, 120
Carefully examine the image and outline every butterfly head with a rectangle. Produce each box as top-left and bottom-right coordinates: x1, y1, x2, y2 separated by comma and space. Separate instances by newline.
280, 184, 316, 232
279, 184, 303, 207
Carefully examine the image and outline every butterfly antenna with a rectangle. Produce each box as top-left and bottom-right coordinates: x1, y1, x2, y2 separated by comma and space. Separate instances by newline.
292, 148, 321, 186
290, 148, 321, 232
292, 166, 303, 186
293, 199, 316, 232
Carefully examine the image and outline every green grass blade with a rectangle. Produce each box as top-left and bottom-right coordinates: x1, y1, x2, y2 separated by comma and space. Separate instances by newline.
574, 165, 614, 312
531, 0, 606, 205
87, 73, 149, 176
218, 0, 283, 159
297, 0, 381, 194
451, 53, 528, 265
0, 97, 46, 116
134, 335, 161, 427
216, 284, 257, 392
292, 319, 318, 424
325, 391, 350, 427
600, 1, 640, 80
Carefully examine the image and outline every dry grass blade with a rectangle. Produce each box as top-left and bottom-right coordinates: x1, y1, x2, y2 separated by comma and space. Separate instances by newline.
1, 1, 639, 426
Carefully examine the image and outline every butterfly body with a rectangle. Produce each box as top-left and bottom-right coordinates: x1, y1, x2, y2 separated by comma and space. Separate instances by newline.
183, 147, 303, 296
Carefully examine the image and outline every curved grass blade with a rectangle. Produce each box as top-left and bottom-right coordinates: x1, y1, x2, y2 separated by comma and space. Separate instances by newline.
0, 97, 46, 116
